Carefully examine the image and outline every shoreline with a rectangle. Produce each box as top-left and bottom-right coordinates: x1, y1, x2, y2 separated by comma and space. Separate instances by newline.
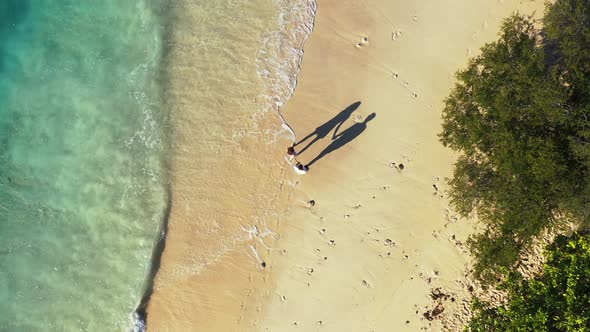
143, 1, 318, 331
273, 1, 318, 141
130, 183, 172, 332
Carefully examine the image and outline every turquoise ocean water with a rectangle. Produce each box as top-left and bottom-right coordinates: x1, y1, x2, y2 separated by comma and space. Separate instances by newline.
0, 1, 167, 330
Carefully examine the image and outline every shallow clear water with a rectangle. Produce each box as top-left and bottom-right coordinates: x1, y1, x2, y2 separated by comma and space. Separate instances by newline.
0, 0, 316, 329
0, 1, 167, 331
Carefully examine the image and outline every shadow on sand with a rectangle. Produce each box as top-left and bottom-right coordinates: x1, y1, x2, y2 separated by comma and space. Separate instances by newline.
307, 112, 376, 167
295, 101, 362, 155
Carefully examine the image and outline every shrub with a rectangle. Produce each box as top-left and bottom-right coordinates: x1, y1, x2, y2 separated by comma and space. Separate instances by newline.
440, 1, 590, 282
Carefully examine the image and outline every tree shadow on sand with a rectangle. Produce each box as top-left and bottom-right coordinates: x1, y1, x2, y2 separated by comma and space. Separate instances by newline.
295, 101, 361, 155
306, 112, 376, 168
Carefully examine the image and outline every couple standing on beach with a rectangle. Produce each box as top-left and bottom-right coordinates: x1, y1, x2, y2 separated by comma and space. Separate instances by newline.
286, 145, 308, 174
286, 101, 376, 174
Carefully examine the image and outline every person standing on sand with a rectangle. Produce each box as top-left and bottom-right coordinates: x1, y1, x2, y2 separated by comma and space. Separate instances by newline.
286, 145, 298, 163
295, 101, 361, 155
306, 112, 376, 167
293, 162, 309, 174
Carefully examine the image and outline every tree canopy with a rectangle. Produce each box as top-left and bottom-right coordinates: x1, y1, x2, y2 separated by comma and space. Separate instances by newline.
440, 0, 590, 283
468, 233, 590, 331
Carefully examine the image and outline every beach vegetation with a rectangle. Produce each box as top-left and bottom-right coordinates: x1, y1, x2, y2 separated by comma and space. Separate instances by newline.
440, 0, 590, 283
467, 232, 590, 331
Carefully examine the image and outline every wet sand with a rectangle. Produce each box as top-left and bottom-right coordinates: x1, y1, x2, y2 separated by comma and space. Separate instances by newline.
144, 1, 298, 330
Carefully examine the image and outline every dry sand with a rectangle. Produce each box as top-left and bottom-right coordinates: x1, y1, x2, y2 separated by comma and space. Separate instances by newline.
147, 0, 544, 331
253, 0, 544, 331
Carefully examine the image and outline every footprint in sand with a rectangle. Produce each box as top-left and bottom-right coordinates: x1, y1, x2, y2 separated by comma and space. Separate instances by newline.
389, 162, 405, 172
355, 35, 369, 48
433, 177, 441, 195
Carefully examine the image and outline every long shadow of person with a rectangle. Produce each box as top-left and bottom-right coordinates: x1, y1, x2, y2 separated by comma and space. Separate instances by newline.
295, 101, 361, 155
307, 112, 376, 167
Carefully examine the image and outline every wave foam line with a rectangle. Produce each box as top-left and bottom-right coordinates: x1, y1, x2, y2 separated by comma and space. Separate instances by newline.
257, 0, 317, 141
128, 183, 172, 332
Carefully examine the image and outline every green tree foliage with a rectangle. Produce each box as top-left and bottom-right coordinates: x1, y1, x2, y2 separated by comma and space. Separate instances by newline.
440, 0, 590, 283
468, 233, 590, 331
545, 0, 590, 104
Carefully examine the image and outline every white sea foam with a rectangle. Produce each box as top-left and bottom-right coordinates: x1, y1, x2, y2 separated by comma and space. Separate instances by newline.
256, 0, 317, 140
128, 311, 146, 332
127, 1, 317, 327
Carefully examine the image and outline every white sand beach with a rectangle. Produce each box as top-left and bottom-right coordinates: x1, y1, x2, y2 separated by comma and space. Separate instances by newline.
147, 0, 544, 331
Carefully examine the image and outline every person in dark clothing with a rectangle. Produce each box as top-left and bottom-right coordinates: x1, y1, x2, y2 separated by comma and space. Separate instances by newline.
293, 162, 309, 174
